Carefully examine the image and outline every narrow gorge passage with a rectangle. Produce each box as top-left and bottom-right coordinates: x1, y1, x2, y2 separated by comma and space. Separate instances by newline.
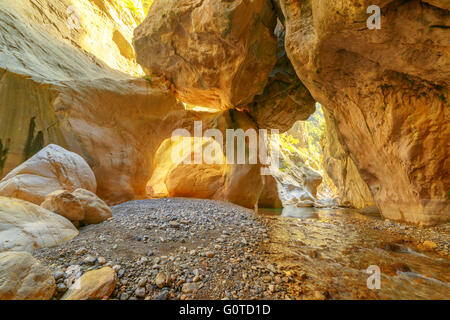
0, 0, 448, 303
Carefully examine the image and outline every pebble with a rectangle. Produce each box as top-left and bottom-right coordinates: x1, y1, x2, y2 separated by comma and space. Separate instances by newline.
154, 290, 170, 300
138, 278, 147, 288
53, 270, 64, 281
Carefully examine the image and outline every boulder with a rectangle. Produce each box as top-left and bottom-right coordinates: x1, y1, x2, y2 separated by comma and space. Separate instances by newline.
0, 251, 55, 300
40, 189, 112, 225
62, 267, 117, 300
133, 0, 277, 109
0, 196, 78, 253
0, 145, 96, 205
278, 0, 450, 225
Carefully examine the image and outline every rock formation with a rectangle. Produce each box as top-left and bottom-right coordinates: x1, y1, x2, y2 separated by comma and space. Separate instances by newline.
0, 197, 78, 253
62, 267, 117, 300
0, 145, 97, 205
147, 110, 264, 209
133, 0, 278, 110
0, 251, 55, 300
265, 106, 338, 208
246, 23, 316, 132
0, 0, 284, 210
271, 136, 324, 207
277, 0, 449, 225
0, 0, 186, 204
321, 108, 376, 210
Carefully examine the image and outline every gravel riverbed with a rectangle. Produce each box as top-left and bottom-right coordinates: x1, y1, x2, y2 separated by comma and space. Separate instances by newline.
33, 198, 450, 300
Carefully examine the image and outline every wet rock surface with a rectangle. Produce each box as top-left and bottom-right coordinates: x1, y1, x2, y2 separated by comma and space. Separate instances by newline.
33, 198, 449, 300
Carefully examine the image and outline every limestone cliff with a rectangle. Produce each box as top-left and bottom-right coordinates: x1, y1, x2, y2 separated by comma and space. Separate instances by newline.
0, 0, 186, 204
133, 0, 278, 110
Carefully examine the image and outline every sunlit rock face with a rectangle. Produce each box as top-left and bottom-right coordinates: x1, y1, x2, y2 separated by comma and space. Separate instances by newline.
0, 0, 190, 204
246, 23, 316, 133
133, 0, 278, 110
278, 0, 449, 225
321, 109, 376, 210
147, 110, 264, 209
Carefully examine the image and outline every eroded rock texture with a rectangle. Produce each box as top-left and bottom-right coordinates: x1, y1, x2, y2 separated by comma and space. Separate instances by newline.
321, 108, 376, 210
147, 110, 265, 209
62, 267, 117, 300
133, 0, 278, 109
246, 23, 316, 132
0, 145, 97, 205
41, 188, 113, 226
278, 0, 450, 225
0, 251, 55, 300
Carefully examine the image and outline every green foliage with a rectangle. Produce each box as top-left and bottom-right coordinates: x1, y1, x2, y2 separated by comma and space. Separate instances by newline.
24, 117, 44, 161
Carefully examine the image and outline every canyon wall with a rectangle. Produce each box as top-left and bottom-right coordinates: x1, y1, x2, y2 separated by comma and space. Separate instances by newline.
277, 0, 449, 225
321, 108, 376, 210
